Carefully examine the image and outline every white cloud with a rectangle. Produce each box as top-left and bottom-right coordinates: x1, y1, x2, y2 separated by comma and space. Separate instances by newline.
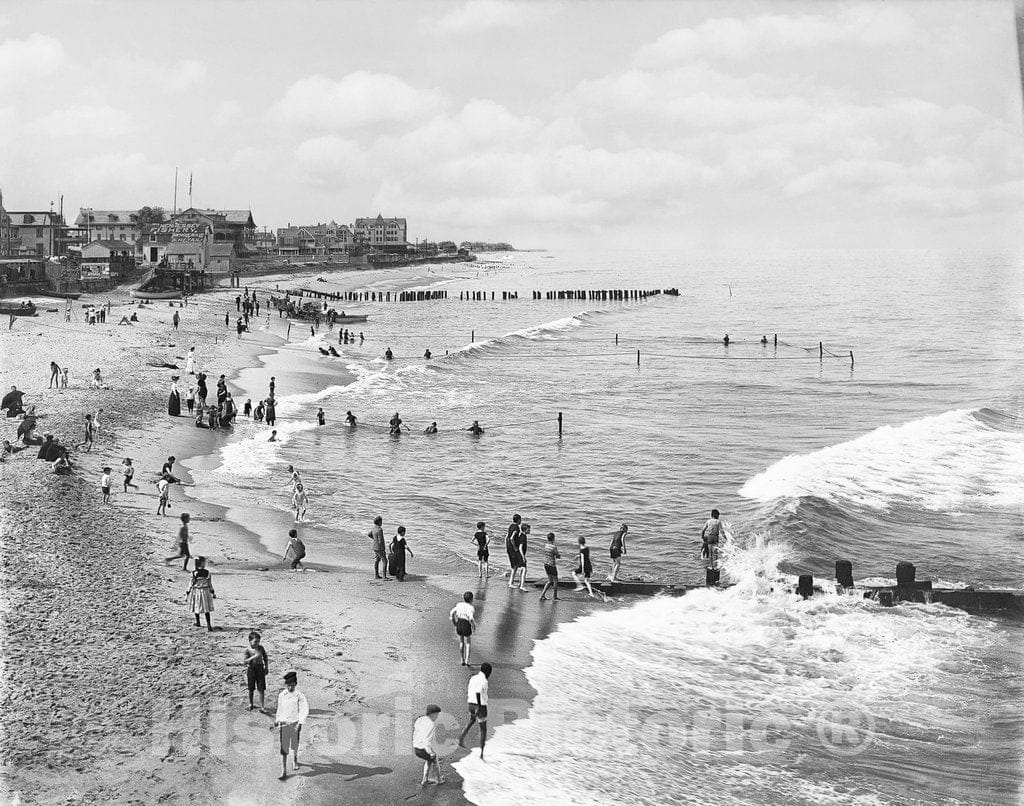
636, 5, 918, 67
164, 59, 207, 91
212, 99, 242, 129
295, 135, 368, 185
27, 105, 137, 138
0, 33, 65, 89
270, 72, 444, 131
429, 0, 556, 34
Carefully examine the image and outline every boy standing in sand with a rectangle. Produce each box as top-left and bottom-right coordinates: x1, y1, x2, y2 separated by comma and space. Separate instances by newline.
458, 662, 492, 759
449, 591, 478, 666
121, 458, 138, 492
412, 705, 445, 786
156, 475, 171, 516
100, 467, 111, 504
243, 631, 269, 711
272, 670, 309, 780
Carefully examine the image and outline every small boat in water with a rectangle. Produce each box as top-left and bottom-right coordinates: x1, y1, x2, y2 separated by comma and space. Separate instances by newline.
0, 302, 38, 316
335, 314, 369, 324
129, 288, 182, 300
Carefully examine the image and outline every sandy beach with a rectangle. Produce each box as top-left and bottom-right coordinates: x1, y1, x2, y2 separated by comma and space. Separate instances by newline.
0, 267, 611, 806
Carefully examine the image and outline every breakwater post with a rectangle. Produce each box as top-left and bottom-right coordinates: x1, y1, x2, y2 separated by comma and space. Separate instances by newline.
850, 351, 855, 368
637, 349, 641, 367
615, 333, 619, 345
819, 341, 824, 361
557, 411, 563, 437
836, 559, 854, 588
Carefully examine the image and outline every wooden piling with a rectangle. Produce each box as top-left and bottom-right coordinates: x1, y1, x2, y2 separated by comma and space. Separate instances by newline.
850, 350, 855, 368
286, 323, 291, 339
557, 411, 563, 437
637, 349, 641, 367
819, 342, 823, 360
774, 334, 777, 347
471, 330, 474, 342
615, 333, 618, 345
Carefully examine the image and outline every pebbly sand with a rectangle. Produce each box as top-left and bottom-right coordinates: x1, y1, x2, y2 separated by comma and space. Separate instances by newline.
0, 268, 613, 805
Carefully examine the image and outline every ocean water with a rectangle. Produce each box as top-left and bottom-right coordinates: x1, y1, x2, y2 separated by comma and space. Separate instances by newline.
196, 249, 1024, 804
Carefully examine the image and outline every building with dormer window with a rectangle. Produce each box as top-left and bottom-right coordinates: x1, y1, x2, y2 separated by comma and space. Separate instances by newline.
353, 214, 407, 247
75, 209, 142, 251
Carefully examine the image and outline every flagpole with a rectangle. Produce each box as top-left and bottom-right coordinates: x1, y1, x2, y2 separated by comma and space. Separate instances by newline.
189, 171, 193, 209
173, 168, 178, 216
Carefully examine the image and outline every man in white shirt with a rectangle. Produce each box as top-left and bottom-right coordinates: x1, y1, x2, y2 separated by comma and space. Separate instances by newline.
272, 670, 309, 780
449, 591, 478, 666
412, 704, 445, 786
458, 663, 492, 759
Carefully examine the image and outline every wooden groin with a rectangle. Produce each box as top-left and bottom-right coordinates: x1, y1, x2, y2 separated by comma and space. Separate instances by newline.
272, 285, 681, 304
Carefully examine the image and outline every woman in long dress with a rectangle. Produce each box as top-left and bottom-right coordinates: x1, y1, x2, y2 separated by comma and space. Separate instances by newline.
391, 526, 414, 581
168, 378, 181, 417
185, 347, 196, 375
186, 556, 216, 630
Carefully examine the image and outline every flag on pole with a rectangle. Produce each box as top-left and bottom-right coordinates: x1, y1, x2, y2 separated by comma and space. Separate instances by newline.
189, 172, 193, 195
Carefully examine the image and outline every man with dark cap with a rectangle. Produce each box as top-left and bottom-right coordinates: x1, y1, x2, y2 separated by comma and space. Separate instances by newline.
272, 670, 309, 780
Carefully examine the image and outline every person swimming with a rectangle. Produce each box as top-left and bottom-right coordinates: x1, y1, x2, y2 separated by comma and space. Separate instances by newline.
345, 411, 357, 427
384, 348, 394, 361
424, 349, 432, 360
389, 412, 403, 435
467, 420, 484, 435
424, 422, 438, 434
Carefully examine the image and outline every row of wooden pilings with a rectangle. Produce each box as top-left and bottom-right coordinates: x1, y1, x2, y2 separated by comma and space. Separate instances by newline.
276, 286, 681, 303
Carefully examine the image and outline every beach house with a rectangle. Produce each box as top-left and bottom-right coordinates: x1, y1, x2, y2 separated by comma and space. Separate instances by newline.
75, 209, 142, 252
80, 239, 136, 278
171, 208, 257, 253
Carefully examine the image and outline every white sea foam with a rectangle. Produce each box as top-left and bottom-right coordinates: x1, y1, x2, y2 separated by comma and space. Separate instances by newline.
213, 418, 318, 477
456, 537, 1003, 806
739, 409, 1024, 512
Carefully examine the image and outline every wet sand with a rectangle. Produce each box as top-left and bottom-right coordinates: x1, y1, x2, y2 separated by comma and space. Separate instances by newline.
0, 269, 613, 805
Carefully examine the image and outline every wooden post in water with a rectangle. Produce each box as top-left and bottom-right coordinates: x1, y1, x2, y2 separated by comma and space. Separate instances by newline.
557, 411, 563, 437
637, 349, 641, 367
774, 334, 777, 347
471, 330, 475, 342
849, 351, 854, 368
615, 333, 618, 345
287, 322, 291, 339
819, 342, 823, 361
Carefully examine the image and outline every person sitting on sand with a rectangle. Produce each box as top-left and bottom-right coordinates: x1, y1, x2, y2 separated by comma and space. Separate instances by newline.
2, 439, 24, 462
2, 386, 25, 418
129, 311, 138, 323
52, 452, 71, 475
90, 368, 107, 389
186, 555, 215, 631
118, 314, 132, 326
243, 631, 270, 711
412, 704, 445, 787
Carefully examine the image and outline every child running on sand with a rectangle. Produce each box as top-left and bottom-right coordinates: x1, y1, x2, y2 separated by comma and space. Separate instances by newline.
121, 458, 138, 492
243, 631, 269, 711
458, 662, 492, 759
165, 512, 191, 569
100, 467, 111, 504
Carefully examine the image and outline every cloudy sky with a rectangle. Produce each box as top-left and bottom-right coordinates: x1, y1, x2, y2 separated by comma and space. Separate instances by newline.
1, 0, 1022, 248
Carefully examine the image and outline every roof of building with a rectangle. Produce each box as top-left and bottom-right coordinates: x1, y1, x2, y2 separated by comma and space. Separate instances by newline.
188, 208, 255, 226
85, 239, 134, 250
76, 210, 139, 226
8, 212, 62, 226
355, 216, 407, 226
210, 243, 236, 257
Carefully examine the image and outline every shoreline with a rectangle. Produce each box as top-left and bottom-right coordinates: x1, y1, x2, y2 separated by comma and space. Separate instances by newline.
1, 264, 615, 805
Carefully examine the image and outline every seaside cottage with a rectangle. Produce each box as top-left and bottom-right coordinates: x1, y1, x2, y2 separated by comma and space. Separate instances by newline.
208, 243, 236, 273
171, 207, 256, 254
80, 240, 135, 279
75, 209, 142, 256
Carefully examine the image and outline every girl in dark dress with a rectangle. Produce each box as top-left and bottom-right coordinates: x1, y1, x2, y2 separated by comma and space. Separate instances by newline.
391, 526, 414, 581
168, 379, 181, 416
572, 537, 597, 598
196, 373, 208, 409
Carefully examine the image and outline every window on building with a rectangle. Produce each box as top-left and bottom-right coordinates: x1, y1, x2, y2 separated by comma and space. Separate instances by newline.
36, 227, 44, 238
